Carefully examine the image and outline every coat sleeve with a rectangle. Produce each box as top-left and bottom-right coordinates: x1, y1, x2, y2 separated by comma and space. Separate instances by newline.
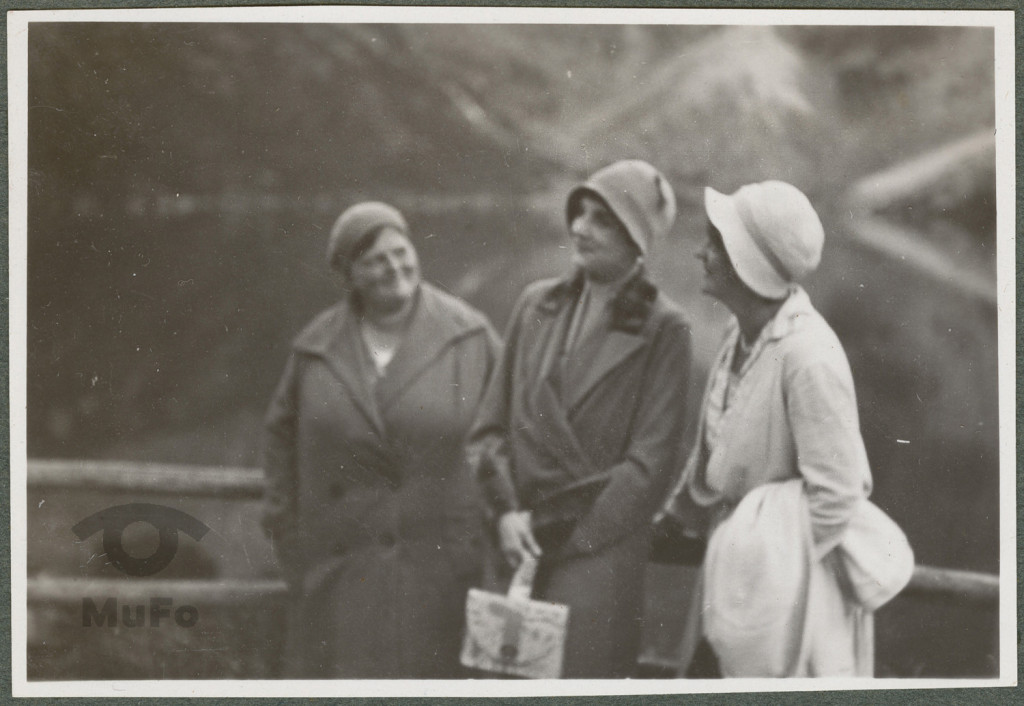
785, 344, 872, 560
262, 352, 301, 542
480, 319, 503, 389
461, 318, 504, 444
464, 291, 531, 520
657, 334, 728, 519
562, 314, 693, 557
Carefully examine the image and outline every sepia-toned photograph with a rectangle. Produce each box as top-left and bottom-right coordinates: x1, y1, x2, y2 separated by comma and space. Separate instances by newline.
9, 5, 1015, 697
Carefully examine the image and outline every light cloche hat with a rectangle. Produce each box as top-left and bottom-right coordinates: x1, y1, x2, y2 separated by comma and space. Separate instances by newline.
567, 160, 677, 255
704, 180, 824, 300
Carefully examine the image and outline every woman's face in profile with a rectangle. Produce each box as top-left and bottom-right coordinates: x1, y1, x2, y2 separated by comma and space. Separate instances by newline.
696, 221, 742, 303
569, 194, 638, 282
349, 227, 421, 314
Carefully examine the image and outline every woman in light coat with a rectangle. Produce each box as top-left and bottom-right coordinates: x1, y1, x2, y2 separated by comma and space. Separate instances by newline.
466, 160, 693, 678
262, 202, 499, 678
659, 181, 874, 677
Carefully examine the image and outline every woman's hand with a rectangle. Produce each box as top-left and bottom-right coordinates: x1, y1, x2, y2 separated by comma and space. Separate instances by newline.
497, 510, 542, 567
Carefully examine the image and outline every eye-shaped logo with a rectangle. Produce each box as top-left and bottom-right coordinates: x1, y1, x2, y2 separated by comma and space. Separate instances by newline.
72, 503, 210, 577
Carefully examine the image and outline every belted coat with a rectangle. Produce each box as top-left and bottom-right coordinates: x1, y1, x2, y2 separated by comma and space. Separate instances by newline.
466, 269, 692, 678
262, 282, 499, 678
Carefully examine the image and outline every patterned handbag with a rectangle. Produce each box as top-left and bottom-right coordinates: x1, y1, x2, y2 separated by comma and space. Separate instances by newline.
460, 556, 569, 679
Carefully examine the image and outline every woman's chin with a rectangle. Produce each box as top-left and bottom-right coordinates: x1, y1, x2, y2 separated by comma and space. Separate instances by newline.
364, 286, 417, 314
582, 263, 632, 284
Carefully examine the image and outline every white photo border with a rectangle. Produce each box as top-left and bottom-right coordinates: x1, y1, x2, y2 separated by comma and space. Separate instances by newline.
8, 4, 1017, 697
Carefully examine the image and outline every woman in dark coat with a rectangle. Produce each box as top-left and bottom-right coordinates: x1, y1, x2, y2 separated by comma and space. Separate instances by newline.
262, 201, 500, 678
466, 161, 693, 678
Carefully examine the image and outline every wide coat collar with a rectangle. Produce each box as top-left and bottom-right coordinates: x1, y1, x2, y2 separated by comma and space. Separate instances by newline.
683, 285, 819, 506
292, 282, 486, 435
760, 285, 817, 343
719, 285, 817, 372
535, 267, 659, 411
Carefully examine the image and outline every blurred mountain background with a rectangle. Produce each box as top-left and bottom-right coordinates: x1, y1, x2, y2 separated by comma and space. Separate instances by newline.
26, 23, 998, 677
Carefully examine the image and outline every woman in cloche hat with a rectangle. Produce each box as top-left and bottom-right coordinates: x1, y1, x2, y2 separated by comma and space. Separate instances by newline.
466, 160, 693, 677
262, 201, 499, 677
658, 181, 877, 677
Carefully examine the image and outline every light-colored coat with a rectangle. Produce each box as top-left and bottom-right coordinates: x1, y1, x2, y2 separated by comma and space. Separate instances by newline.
262, 282, 499, 678
468, 270, 692, 678
667, 286, 873, 676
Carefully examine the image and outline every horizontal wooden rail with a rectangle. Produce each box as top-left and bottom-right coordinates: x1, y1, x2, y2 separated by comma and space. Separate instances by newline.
26, 459, 999, 604
901, 564, 1000, 603
28, 576, 288, 606
26, 566, 998, 609
28, 458, 264, 499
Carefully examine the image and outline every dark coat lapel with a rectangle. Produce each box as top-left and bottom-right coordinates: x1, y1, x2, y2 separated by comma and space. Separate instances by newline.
527, 376, 596, 481
534, 268, 655, 412
374, 283, 480, 412
539, 298, 577, 391
292, 302, 386, 436
564, 327, 646, 411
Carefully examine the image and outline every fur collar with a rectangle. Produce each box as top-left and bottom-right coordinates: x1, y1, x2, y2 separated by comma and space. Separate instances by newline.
536, 266, 658, 334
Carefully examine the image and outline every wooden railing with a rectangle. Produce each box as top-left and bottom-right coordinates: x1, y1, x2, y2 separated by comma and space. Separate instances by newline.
28, 458, 266, 499
25, 458, 999, 679
28, 576, 288, 606
26, 458, 1000, 605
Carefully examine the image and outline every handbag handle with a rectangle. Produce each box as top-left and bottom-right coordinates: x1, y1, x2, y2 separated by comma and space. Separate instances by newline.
507, 555, 538, 601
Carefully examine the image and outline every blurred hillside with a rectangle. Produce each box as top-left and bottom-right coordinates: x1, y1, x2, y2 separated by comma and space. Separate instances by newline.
409, 24, 994, 191
26, 23, 999, 677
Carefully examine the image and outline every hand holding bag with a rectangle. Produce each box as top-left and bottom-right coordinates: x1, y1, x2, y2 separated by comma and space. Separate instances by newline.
460, 556, 570, 679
